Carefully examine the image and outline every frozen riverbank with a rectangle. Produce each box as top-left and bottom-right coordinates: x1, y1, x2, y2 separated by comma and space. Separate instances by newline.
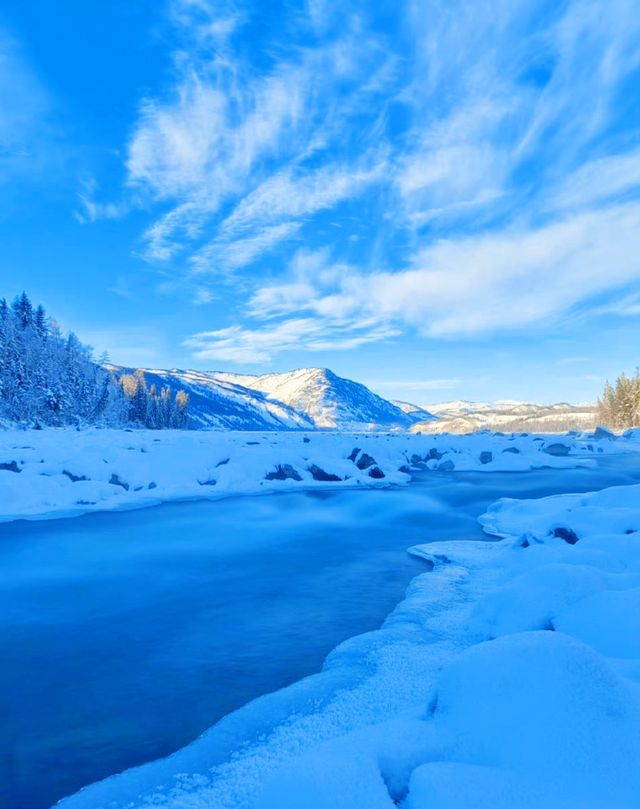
0, 427, 633, 522
52, 453, 640, 809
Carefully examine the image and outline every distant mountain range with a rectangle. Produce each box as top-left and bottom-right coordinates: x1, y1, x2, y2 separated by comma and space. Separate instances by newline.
410, 400, 596, 434
109, 366, 596, 433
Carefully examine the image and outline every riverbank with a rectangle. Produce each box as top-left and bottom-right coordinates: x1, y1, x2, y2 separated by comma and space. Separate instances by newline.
0, 427, 633, 522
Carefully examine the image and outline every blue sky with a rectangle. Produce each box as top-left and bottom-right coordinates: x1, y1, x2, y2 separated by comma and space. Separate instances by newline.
2, 0, 640, 404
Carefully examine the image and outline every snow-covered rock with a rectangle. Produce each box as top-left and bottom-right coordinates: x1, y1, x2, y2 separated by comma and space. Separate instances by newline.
405, 630, 640, 808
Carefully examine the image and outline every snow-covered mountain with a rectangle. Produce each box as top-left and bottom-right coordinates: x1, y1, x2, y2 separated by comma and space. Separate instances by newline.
411, 400, 596, 434
426, 400, 527, 417
109, 367, 314, 431
214, 368, 425, 430
391, 400, 437, 422
106, 367, 594, 435
109, 366, 430, 431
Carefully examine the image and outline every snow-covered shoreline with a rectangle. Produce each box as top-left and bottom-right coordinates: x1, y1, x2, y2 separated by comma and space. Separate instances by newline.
56, 462, 640, 809
0, 426, 630, 523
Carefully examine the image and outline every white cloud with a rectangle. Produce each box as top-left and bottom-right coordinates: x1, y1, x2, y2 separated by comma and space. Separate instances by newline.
191, 221, 301, 274
107, 0, 640, 367
369, 203, 640, 336
142, 199, 212, 261
184, 317, 400, 363
75, 195, 129, 225
548, 148, 640, 212
183, 160, 385, 273
394, 0, 640, 231
220, 159, 387, 237
514, 0, 640, 159
125, 26, 367, 261
246, 248, 358, 319
126, 58, 312, 262
120, 3, 392, 268
193, 286, 215, 304
394, 100, 512, 225
169, 0, 245, 49
235, 201, 640, 348
591, 291, 640, 318
127, 79, 231, 200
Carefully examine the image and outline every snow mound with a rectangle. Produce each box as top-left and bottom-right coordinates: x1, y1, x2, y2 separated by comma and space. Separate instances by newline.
554, 588, 640, 658
430, 632, 639, 794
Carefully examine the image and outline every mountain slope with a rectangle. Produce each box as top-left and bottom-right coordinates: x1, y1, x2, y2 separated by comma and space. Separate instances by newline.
391, 400, 437, 422
109, 367, 314, 431
214, 368, 426, 430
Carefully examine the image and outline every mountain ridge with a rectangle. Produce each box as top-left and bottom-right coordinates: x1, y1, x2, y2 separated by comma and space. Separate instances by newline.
213, 367, 422, 430
411, 399, 596, 434
107, 365, 595, 434
109, 366, 431, 431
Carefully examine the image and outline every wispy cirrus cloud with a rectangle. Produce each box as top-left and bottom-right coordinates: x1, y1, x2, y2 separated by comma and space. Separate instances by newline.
548, 147, 640, 213
187, 158, 386, 273
122, 1, 389, 272
191, 221, 301, 275
0, 27, 54, 184
92, 0, 640, 365
74, 177, 131, 224
202, 199, 640, 361
219, 159, 388, 237
185, 317, 400, 363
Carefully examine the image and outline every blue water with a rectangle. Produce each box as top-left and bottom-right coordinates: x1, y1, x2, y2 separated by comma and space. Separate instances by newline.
2, 457, 640, 809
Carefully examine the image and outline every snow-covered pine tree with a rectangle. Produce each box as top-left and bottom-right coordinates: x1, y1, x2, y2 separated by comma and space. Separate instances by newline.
175, 390, 189, 428
0, 292, 189, 429
597, 372, 640, 429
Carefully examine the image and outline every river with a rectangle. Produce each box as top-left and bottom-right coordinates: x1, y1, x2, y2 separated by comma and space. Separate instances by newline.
2, 456, 639, 808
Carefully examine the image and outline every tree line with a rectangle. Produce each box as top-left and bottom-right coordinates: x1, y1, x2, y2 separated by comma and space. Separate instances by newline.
597, 372, 640, 430
0, 292, 188, 429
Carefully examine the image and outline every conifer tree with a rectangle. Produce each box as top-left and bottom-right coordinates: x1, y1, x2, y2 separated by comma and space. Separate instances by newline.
597, 372, 640, 429
0, 292, 189, 429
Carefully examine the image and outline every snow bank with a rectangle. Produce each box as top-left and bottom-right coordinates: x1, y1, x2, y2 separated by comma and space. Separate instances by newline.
57, 466, 640, 809
0, 427, 623, 522
404, 632, 640, 808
